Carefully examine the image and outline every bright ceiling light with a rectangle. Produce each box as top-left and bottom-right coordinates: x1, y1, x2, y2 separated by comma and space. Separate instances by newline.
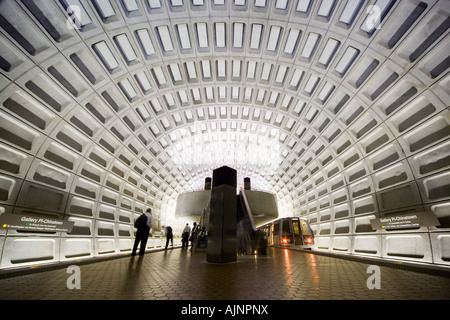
255, 0, 266, 7
135, 71, 152, 92
275, 65, 288, 83
317, 82, 335, 102
148, 0, 161, 8
261, 63, 272, 81
122, 0, 139, 12
152, 66, 167, 86
335, 46, 359, 75
192, 88, 201, 102
157, 25, 174, 52
339, 0, 364, 25
119, 78, 137, 100
318, 38, 340, 66
93, 0, 116, 19
150, 97, 163, 113
92, 41, 119, 71
178, 90, 189, 104
360, 0, 396, 34
136, 29, 156, 56
61, 0, 93, 27
185, 61, 197, 79
171, 0, 183, 7
215, 22, 226, 48
136, 104, 151, 120
177, 24, 191, 50
169, 63, 182, 82
250, 24, 263, 50
232, 60, 241, 78
247, 61, 257, 78
284, 29, 301, 54
296, 0, 311, 12
317, 0, 336, 18
233, 23, 244, 48
196, 23, 209, 48
217, 59, 226, 77
304, 74, 320, 94
290, 69, 304, 87
275, 0, 288, 10
205, 87, 214, 100
301, 32, 320, 59
201, 60, 212, 78
114, 34, 138, 62
267, 26, 281, 51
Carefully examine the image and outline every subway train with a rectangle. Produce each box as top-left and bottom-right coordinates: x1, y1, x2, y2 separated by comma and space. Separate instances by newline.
258, 217, 315, 250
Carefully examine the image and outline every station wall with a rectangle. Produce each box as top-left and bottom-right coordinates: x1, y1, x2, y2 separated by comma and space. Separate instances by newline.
0, 0, 449, 270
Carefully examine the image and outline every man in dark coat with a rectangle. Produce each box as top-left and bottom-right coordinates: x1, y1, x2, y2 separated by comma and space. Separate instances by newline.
132, 208, 153, 256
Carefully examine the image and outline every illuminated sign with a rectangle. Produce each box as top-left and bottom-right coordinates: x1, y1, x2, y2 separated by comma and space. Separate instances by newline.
0, 213, 74, 233
370, 211, 440, 230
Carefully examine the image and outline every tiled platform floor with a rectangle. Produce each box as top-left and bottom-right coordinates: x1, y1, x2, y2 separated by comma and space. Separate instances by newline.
0, 247, 449, 300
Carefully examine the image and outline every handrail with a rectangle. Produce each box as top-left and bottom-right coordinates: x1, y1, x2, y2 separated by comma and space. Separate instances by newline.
239, 188, 257, 232
198, 198, 211, 230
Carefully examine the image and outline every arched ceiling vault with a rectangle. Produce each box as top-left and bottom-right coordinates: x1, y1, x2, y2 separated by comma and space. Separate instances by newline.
0, 0, 449, 222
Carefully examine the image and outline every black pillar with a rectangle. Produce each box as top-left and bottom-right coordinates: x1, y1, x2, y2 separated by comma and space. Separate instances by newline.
244, 177, 251, 190
207, 166, 237, 263
204, 177, 212, 190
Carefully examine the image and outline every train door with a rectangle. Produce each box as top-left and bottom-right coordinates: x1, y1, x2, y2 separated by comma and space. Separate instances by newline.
300, 219, 314, 246
261, 225, 271, 246
292, 219, 303, 245
281, 219, 290, 245
272, 221, 280, 246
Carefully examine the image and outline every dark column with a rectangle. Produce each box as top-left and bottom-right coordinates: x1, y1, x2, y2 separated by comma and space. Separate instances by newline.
204, 177, 212, 190
207, 166, 237, 263
244, 177, 251, 190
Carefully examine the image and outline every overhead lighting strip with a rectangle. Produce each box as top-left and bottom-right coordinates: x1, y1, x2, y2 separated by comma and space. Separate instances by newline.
136, 29, 156, 56
157, 25, 174, 52
233, 23, 244, 48
92, 41, 119, 71
114, 34, 138, 63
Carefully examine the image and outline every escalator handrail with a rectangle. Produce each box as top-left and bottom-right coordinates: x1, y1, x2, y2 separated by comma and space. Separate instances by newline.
239, 189, 257, 232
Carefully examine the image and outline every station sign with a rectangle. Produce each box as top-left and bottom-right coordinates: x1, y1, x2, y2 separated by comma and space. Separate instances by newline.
0, 213, 74, 233
370, 211, 440, 230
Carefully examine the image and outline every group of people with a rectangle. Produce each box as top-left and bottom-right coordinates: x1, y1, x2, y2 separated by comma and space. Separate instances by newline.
132, 208, 208, 257
180, 222, 208, 250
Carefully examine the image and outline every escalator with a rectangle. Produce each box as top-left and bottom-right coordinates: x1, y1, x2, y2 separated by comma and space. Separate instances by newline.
237, 189, 268, 255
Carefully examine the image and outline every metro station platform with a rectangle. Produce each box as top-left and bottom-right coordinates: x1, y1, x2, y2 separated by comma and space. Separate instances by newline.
0, 247, 449, 301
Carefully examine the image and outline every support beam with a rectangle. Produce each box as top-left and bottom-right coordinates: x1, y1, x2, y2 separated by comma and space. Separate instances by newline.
207, 166, 237, 263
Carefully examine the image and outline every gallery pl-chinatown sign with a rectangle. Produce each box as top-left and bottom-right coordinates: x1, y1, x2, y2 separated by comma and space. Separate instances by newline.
370, 211, 440, 230
0, 213, 74, 233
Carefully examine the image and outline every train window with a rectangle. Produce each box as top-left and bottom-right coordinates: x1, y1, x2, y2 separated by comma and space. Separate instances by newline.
282, 219, 291, 234
300, 220, 311, 235
273, 222, 279, 235
292, 220, 300, 235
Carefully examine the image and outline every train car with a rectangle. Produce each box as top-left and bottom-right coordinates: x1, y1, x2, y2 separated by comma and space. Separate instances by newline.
257, 217, 315, 250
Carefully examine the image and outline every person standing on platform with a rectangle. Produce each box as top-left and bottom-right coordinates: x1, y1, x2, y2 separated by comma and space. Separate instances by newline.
164, 225, 173, 250
197, 226, 208, 248
182, 223, 191, 248
132, 208, 153, 257
189, 222, 198, 251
